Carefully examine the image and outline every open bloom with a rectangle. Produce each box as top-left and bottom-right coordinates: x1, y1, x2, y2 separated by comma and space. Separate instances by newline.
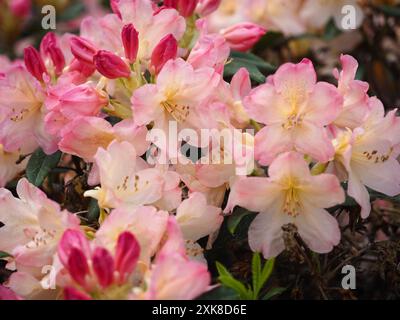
226, 151, 345, 258
84, 140, 180, 210
0, 178, 80, 298
244, 58, 343, 165
59, 116, 149, 162
330, 97, 400, 218
132, 58, 220, 131
0, 65, 57, 155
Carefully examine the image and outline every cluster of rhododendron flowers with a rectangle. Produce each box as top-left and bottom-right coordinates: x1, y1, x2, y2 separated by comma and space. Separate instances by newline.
0, 0, 400, 300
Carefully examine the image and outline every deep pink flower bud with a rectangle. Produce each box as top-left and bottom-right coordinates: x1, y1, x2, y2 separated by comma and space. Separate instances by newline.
70, 36, 98, 65
197, 0, 221, 16
221, 23, 266, 52
58, 229, 91, 266
10, 0, 31, 19
92, 247, 115, 288
93, 50, 131, 79
67, 247, 90, 287
63, 287, 91, 300
24, 46, 47, 82
150, 34, 178, 74
115, 232, 140, 283
121, 24, 139, 63
164, 0, 198, 18
69, 59, 96, 78
40, 32, 66, 75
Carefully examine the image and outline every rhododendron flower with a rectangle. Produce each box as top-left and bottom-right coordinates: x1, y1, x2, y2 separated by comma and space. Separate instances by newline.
226, 152, 345, 258
0, 178, 80, 298
331, 98, 400, 218
332, 54, 370, 130
59, 116, 149, 162
244, 58, 343, 165
95, 205, 169, 264
176, 192, 223, 241
136, 217, 211, 300
111, 0, 186, 63
0, 65, 57, 154
44, 77, 109, 138
84, 140, 179, 210
132, 58, 220, 132
58, 229, 141, 299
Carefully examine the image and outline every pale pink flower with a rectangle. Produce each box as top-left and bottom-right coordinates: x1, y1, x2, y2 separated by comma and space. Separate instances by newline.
244, 58, 343, 165
226, 151, 345, 258
176, 192, 223, 241
132, 58, 220, 131
187, 19, 230, 73
139, 217, 211, 300
0, 65, 57, 154
0, 178, 80, 298
331, 97, 400, 218
95, 205, 169, 264
84, 140, 176, 210
59, 116, 149, 162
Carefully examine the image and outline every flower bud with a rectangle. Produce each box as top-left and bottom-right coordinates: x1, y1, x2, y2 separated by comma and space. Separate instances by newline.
221, 22, 266, 52
115, 232, 140, 283
92, 248, 114, 288
93, 50, 131, 79
197, 0, 221, 16
121, 24, 139, 63
150, 34, 178, 75
40, 32, 65, 75
10, 0, 31, 18
70, 36, 98, 65
164, 0, 198, 18
63, 287, 91, 300
24, 46, 47, 82
67, 247, 90, 287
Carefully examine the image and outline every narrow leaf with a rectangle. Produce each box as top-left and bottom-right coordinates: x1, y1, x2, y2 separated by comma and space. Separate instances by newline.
262, 287, 286, 300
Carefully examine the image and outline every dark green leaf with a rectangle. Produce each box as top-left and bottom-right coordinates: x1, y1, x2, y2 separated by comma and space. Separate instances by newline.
0, 251, 11, 259
378, 5, 400, 17
87, 198, 100, 222
227, 208, 253, 235
262, 287, 286, 300
260, 258, 275, 290
197, 286, 239, 300
26, 149, 62, 186
251, 252, 262, 298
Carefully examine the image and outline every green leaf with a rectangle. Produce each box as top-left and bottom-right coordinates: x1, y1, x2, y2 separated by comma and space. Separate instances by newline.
323, 19, 342, 41
251, 253, 262, 298
197, 286, 239, 300
26, 149, 62, 186
224, 51, 276, 84
59, 2, 86, 21
227, 209, 253, 235
262, 287, 286, 300
216, 262, 251, 299
0, 251, 11, 259
260, 258, 275, 290
87, 198, 100, 223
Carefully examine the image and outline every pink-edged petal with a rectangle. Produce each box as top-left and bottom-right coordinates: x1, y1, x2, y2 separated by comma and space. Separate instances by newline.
176, 192, 223, 241
225, 177, 281, 213
254, 125, 292, 166
268, 151, 310, 181
296, 205, 340, 253
301, 174, 345, 208
347, 170, 371, 219
305, 82, 343, 126
248, 200, 288, 259
294, 123, 334, 163
131, 84, 164, 126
